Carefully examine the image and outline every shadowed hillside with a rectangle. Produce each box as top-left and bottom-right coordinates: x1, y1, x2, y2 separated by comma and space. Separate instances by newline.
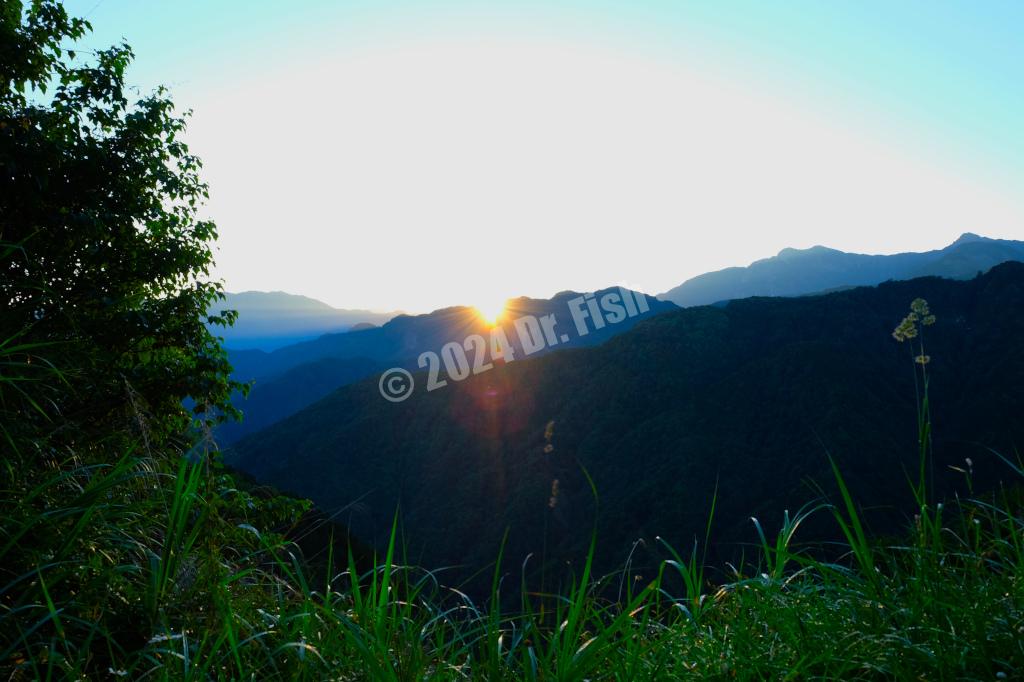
219, 287, 676, 444
229, 263, 1024, 583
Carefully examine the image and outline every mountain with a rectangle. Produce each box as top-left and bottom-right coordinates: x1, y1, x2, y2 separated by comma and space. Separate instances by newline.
208, 291, 399, 350
219, 235, 1022, 444
228, 288, 675, 382
228, 263, 1024, 586
658, 233, 1024, 307
215, 356, 384, 445
218, 287, 676, 445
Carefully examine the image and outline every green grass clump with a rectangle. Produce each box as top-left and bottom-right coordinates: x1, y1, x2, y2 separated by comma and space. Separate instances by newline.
3, 303, 1023, 680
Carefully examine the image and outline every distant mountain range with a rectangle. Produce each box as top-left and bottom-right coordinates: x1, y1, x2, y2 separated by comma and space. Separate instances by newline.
208, 291, 400, 351
219, 288, 675, 444
218, 234, 1024, 447
214, 356, 385, 445
227, 263, 1024, 587
658, 233, 1024, 306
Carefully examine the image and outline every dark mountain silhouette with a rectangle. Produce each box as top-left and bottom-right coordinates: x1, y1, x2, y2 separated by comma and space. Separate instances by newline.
219, 288, 675, 445
209, 291, 399, 350
658, 233, 1024, 307
216, 357, 385, 445
229, 288, 674, 382
228, 263, 1024, 586
220, 237, 1023, 445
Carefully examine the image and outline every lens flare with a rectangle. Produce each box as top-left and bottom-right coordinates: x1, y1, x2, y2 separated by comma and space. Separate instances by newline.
474, 299, 507, 326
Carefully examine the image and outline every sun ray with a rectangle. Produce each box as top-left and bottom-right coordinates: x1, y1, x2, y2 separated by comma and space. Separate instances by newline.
474, 298, 508, 326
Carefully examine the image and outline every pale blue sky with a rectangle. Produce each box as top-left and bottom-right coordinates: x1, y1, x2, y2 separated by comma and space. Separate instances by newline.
65, 1, 1024, 312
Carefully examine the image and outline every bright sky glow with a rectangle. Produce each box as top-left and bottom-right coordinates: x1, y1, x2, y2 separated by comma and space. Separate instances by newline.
66, 1, 1024, 313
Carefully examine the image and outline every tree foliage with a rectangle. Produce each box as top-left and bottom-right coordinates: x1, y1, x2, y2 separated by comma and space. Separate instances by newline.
1, 0, 241, 453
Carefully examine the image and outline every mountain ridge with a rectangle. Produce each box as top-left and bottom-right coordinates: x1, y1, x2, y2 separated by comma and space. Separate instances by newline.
218, 286, 675, 445
658, 233, 1024, 307
209, 291, 401, 351
228, 263, 1024, 584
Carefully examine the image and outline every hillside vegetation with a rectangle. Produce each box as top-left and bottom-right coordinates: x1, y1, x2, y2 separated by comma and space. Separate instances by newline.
230, 263, 1024, 584
220, 289, 675, 445
2, 2, 1022, 679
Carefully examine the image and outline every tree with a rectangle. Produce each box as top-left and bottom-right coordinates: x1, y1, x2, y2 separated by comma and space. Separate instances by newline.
1, 0, 240, 454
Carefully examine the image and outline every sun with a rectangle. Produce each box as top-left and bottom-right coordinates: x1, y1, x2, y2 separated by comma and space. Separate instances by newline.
474, 298, 508, 326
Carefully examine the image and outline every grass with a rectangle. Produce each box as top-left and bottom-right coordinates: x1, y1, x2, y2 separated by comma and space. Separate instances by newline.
2, 302, 1024, 679
5, 457, 1020, 680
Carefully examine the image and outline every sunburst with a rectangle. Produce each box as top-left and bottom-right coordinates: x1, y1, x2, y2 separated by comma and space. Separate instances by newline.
474, 298, 508, 326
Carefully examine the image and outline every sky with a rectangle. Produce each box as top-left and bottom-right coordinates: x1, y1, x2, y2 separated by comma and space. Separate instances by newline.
65, 0, 1024, 314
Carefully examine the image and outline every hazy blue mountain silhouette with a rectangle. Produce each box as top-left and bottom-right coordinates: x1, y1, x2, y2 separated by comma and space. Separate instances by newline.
228, 288, 675, 382
658, 233, 1024, 307
216, 356, 384, 445
208, 291, 399, 351
228, 263, 1024, 586
219, 288, 675, 445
